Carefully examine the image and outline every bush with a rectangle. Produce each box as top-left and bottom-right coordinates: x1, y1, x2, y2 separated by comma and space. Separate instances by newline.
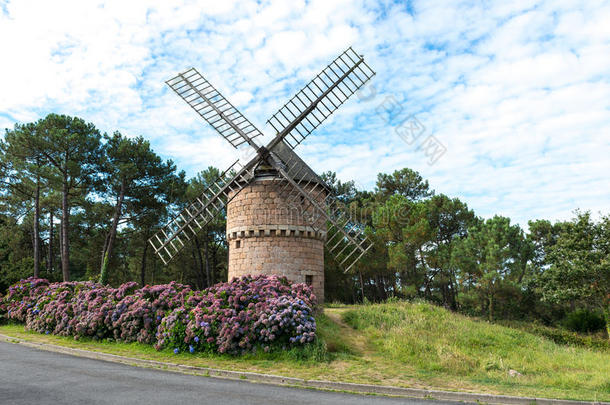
518, 322, 609, 350
0, 293, 6, 325
25, 281, 96, 336
3, 278, 50, 322
564, 309, 607, 333
0, 275, 318, 355
156, 275, 317, 354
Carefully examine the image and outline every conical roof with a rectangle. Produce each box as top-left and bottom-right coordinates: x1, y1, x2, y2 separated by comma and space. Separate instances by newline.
270, 140, 327, 186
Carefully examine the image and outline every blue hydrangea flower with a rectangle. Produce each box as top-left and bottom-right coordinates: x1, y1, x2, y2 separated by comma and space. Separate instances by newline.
189, 345, 195, 354
173, 348, 179, 354
194, 336, 199, 343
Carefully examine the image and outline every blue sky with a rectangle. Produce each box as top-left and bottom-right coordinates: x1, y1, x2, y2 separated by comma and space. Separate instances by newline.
0, 0, 608, 227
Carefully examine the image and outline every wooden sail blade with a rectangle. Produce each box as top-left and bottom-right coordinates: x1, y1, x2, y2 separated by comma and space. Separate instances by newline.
148, 160, 255, 265
266, 47, 375, 150
270, 153, 372, 272
167, 68, 264, 149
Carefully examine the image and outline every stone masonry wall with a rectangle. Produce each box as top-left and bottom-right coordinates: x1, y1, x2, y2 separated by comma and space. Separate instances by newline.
227, 177, 326, 303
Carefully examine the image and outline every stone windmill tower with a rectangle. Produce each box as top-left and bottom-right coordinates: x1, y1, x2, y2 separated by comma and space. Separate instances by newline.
149, 48, 375, 302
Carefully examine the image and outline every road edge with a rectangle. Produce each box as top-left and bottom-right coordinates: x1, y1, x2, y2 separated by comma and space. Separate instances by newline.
1, 333, 606, 405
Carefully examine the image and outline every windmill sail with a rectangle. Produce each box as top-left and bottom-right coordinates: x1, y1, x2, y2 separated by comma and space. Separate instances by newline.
266, 47, 375, 150
148, 160, 254, 265
157, 48, 375, 271
322, 196, 373, 273
271, 153, 372, 272
166, 68, 264, 149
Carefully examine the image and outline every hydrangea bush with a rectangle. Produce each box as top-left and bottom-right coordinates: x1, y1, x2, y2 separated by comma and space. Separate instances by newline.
1, 275, 317, 355
156, 275, 317, 354
0, 293, 6, 324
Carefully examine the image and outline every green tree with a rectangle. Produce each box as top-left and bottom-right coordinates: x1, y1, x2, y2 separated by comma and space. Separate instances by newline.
371, 194, 418, 301
372, 193, 476, 307
0, 213, 35, 290
527, 219, 564, 275
419, 195, 477, 309
375, 168, 433, 201
360, 167, 435, 302
452, 216, 531, 320
320, 171, 358, 203
1, 123, 52, 277
537, 212, 609, 316
321, 171, 380, 302
98, 132, 179, 285
178, 167, 226, 289
32, 114, 102, 281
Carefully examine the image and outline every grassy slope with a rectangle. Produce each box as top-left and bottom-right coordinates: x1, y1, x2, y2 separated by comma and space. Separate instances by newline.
340, 301, 609, 401
1, 301, 608, 401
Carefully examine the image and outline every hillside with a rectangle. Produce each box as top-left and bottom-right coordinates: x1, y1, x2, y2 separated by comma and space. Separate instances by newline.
325, 301, 609, 401
1, 300, 608, 401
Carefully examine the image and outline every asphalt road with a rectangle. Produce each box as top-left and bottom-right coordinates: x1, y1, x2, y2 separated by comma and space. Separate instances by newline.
0, 341, 467, 405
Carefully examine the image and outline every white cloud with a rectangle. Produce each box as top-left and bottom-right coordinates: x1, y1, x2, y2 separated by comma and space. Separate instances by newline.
0, 0, 609, 228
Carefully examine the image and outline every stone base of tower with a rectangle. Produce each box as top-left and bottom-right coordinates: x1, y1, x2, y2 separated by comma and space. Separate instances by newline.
226, 177, 326, 304
227, 229, 324, 303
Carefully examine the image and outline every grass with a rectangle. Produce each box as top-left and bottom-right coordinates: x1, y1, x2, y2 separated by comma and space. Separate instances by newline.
341, 300, 610, 401
1, 301, 609, 402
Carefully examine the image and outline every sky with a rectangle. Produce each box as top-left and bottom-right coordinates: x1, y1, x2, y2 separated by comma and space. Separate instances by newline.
0, 0, 608, 227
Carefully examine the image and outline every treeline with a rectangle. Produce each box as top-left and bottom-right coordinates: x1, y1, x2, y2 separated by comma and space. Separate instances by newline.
1, 114, 608, 328
0, 114, 226, 291
323, 171, 608, 327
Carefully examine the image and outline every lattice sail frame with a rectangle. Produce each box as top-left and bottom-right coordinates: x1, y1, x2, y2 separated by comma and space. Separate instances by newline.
149, 160, 255, 265
166, 68, 265, 149
270, 152, 372, 273
151, 47, 375, 271
267, 47, 375, 150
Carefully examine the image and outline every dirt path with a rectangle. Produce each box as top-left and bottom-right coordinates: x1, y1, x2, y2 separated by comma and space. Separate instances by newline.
324, 307, 375, 357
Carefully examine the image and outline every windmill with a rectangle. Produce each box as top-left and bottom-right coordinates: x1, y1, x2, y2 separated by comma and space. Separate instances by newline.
149, 47, 375, 302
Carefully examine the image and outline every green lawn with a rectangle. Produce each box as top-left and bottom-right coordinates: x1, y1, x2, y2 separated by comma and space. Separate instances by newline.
1, 301, 608, 401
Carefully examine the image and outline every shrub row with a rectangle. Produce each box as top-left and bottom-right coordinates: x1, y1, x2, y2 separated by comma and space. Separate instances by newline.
563, 309, 607, 334
0, 275, 317, 354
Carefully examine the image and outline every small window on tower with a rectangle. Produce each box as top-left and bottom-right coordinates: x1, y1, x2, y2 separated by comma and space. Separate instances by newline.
235, 240, 241, 248
305, 275, 313, 286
